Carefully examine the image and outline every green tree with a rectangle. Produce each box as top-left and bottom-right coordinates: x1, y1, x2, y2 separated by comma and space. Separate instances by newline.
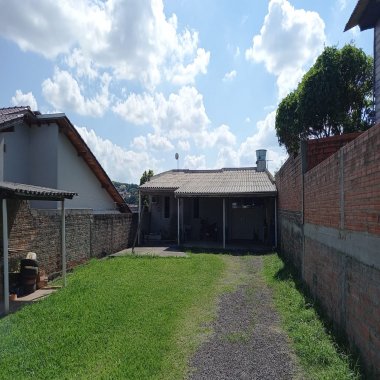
275, 44, 374, 154
140, 169, 154, 186
140, 169, 154, 206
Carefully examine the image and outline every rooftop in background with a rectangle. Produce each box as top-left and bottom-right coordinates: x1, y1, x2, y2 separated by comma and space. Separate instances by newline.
139, 168, 276, 197
344, 0, 380, 31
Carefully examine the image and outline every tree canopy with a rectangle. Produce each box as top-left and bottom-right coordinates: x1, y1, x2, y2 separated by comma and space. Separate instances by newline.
140, 169, 154, 186
275, 44, 374, 154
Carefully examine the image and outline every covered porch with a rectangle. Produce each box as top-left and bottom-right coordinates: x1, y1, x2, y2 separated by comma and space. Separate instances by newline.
138, 194, 277, 250
0, 182, 76, 315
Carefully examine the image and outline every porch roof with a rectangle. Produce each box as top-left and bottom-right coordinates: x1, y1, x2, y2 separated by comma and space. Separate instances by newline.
139, 167, 276, 197
0, 181, 77, 200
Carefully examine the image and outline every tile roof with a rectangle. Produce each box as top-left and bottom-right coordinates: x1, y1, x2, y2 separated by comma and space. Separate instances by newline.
0, 181, 77, 200
0, 106, 33, 130
140, 168, 276, 196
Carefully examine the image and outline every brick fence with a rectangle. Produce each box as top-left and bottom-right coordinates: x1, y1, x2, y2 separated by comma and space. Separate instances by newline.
0, 201, 137, 299
275, 125, 380, 378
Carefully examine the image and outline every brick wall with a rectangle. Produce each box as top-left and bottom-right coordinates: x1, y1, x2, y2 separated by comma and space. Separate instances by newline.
275, 154, 303, 268
306, 132, 361, 171
276, 124, 380, 377
0, 201, 136, 292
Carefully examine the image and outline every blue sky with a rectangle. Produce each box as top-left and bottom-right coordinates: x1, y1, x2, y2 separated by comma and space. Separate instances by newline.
0, 0, 373, 183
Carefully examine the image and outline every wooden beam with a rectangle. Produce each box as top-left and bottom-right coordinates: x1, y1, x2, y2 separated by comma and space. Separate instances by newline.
2, 199, 9, 314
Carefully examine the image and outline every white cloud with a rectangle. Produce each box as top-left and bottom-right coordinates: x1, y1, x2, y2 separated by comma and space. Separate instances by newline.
245, 117, 251, 123
245, 0, 325, 98
146, 133, 174, 151
0, 0, 209, 88
198, 124, 237, 148
42, 68, 110, 116
178, 140, 190, 151
223, 70, 237, 82
167, 48, 210, 85
114, 86, 210, 138
216, 147, 240, 168
76, 126, 160, 182
338, 0, 348, 10
11, 90, 38, 111
183, 154, 206, 169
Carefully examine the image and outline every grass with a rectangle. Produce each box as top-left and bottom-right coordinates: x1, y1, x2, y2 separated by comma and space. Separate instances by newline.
263, 253, 362, 380
0, 254, 227, 379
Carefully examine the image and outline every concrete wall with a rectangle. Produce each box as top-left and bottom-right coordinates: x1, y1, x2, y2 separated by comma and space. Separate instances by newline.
57, 131, 116, 211
275, 125, 380, 377
1, 123, 31, 183
0, 200, 136, 301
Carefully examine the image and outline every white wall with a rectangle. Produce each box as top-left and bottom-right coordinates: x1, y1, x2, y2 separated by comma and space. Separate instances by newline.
1, 124, 30, 183
29, 124, 59, 209
57, 131, 116, 211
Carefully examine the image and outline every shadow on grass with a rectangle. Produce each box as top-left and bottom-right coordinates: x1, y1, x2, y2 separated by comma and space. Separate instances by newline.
274, 254, 365, 379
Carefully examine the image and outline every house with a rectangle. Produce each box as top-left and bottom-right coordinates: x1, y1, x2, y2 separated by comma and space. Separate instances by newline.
139, 150, 277, 249
0, 106, 128, 212
345, 0, 380, 122
0, 106, 135, 311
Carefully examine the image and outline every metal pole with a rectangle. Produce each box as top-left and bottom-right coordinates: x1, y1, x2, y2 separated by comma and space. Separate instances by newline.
138, 191, 141, 245
61, 199, 66, 287
274, 197, 278, 248
177, 198, 180, 246
223, 198, 226, 249
2, 199, 9, 314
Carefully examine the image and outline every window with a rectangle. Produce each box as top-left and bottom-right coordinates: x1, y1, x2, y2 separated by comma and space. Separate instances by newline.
164, 196, 170, 218
193, 198, 199, 219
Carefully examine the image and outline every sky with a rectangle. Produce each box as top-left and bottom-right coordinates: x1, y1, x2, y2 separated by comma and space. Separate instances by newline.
0, 0, 374, 183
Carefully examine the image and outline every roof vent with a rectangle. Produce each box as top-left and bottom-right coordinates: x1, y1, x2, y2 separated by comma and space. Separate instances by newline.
256, 149, 267, 172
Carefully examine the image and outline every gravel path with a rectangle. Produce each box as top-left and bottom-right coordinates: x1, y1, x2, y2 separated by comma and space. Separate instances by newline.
189, 255, 302, 380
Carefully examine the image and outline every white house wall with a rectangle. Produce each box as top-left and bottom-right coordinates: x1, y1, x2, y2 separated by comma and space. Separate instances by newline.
29, 124, 59, 209
1, 123, 30, 183
57, 131, 116, 211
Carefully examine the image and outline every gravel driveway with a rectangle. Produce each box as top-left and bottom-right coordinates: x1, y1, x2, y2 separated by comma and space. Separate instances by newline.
189, 255, 303, 380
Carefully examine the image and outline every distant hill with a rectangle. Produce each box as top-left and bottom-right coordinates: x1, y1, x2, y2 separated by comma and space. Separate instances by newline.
113, 181, 139, 204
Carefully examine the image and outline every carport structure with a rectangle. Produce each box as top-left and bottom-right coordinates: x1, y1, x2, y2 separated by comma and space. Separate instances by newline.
0, 181, 76, 315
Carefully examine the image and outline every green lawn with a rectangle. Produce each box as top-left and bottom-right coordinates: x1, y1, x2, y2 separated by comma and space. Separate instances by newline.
263, 254, 362, 380
0, 255, 225, 379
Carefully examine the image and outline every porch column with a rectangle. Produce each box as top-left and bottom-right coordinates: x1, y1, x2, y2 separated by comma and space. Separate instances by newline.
177, 198, 180, 246
138, 191, 141, 245
2, 199, 9, 314
223, 198, 226, 249
61, 199, 67, 287
274, 197, 278, 248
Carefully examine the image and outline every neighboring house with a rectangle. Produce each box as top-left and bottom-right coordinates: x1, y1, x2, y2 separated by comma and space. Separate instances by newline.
139, 150, 277, 248
0, 107, 135, 306
0, 106, 128, 212
345, 0, 380, 122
